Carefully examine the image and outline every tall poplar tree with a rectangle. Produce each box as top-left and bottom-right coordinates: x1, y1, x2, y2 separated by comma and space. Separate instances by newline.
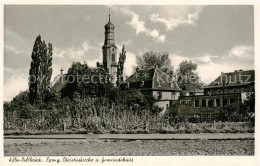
28, 35, 53, 104
46, 43, 53, 91
29, 35, 42, 104
116, 45, 126, 86
38, 40, 47, 99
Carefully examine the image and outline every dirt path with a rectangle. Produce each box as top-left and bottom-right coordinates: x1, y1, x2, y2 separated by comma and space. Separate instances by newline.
4, 133, 254, 140
4, 139, 254, 156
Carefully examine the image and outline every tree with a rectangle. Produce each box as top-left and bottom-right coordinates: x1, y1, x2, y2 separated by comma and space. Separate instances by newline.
45, 43, 53, 94
136, 51, 173, 74
61, 62, 115, 100
28, 35, 53, 104
29, 35, 42, 104
116, 45, 126, 86
240, 93, 255, 122
176, 60, 204, 91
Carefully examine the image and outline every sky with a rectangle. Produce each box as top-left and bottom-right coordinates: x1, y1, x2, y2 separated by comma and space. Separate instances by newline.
4, 5, 254, 101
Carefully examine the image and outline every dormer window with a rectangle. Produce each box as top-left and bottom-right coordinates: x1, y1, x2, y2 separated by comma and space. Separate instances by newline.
169, 82, 174, 87
156, 81, 162, 87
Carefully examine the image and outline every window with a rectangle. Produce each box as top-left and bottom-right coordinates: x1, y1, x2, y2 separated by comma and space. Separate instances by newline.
112, 48, 114, 52
157, 91, 162, 99
202, 99, 206, 107
217, 90, 222, 94
233, 89, 236, 93
186, 100, 192, 105
112, 53, 115, 61
156, 80, 162, 87
223, 99, 228, 106
208, 99, 213, 107
194, 100, 200, 108
216, 99, 221, 107
169, 82, 174, 87
171, 92, 176, 99
166, 104, 169, 109
230, 98, 236, 104
180, 100, 185, 105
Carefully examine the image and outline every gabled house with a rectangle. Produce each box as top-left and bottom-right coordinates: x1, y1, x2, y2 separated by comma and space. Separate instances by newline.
121, 66, 181, 115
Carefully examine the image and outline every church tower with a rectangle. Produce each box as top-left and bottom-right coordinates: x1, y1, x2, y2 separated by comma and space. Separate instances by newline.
102, 12, 117, 79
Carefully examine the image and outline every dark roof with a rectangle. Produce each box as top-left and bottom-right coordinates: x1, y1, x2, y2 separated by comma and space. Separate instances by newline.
126, 68, 156, 83
124, 67, 181, 91
52, 75, 67, 92
205, 70, 254, 89
105, 22, 115, 29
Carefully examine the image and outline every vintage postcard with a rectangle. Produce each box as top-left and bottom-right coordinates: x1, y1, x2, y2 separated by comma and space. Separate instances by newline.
0, 0, 259, 166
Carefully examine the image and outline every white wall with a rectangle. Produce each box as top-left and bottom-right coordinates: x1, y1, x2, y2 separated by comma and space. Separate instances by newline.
152, 91, 180, 100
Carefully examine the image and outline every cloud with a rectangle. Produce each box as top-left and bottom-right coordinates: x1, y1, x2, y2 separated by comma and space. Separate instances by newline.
228, 45, 254, 58
53, 40, 99, 60
196, 54, 218, 64
4, 79, 28, 102
114, 7, 166, 43
124, 51, 136, 76
4, 68, 29, 101
197, 63, 234, 84
150, 6, 203, 30
168, 52, 238, 84
118, 39, 133, 47
169, 53, 190, 71
5, 45, 29, 55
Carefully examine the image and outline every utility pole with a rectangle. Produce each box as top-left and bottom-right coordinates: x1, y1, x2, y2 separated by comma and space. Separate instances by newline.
221, 72, 226, 120
222, 75, 225, 108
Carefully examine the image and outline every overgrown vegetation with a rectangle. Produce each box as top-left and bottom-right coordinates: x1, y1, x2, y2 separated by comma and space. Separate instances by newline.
4, 90, 255, 135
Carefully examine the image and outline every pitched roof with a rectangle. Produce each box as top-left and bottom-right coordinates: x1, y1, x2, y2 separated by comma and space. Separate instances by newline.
51, 74, 67, 92
124, 67, 181, 91
126, 68, 155, 83
205, 70, 254, 89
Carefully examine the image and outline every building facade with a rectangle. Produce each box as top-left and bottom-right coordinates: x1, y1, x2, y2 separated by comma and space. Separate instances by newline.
177, 70, 255, 114
122, 67, 181, 115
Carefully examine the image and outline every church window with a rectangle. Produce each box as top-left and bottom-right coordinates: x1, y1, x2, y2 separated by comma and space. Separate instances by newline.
112, 53, 115, 61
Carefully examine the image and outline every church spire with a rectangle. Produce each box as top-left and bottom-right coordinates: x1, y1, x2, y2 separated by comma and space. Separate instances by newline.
109, 8, 111, 22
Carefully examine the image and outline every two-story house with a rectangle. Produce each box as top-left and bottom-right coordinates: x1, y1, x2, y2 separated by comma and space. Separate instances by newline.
177, 70, 255, 114
121, 66, 181, 115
